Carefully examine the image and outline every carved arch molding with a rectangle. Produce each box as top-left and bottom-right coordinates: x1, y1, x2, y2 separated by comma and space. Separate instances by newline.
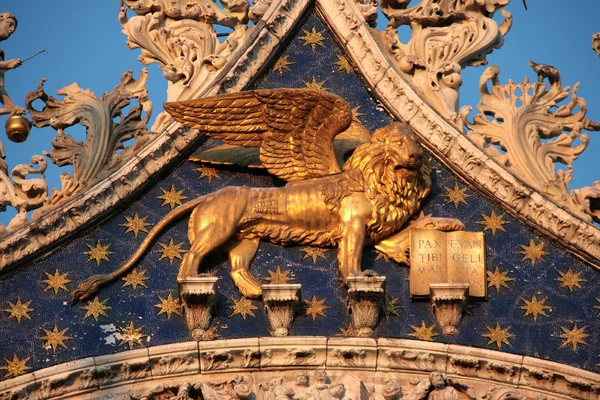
1, 337, 598, 399
0, 0, 599, 274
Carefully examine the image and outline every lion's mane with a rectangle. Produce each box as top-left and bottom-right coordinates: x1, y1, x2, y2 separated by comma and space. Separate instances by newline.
321, 123, 432, 243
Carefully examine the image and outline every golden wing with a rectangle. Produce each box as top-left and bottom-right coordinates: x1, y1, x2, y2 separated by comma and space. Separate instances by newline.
164, 89, 354, 181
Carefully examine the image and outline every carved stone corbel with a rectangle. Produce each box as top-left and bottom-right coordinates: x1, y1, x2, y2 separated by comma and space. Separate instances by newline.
429, 283, 468, 336
178, 276, 219, 340
346, 271, 386, 337
262, 284, 301, 336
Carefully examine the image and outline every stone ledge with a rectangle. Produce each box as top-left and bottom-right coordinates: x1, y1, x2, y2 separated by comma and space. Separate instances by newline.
1, 337, 599, 399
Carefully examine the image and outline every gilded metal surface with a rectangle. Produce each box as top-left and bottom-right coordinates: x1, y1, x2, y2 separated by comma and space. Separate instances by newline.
73, 89, 432, 300
409, 230, 485, 298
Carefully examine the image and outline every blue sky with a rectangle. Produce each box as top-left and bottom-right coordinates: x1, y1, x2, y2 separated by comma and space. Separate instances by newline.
0, 1, 599, 226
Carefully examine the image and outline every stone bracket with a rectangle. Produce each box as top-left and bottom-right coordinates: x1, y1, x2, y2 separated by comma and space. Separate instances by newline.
262, 284, 302, 337
346, 272, 386, 337
429, 283, 469, 336
178, 276, 220, 340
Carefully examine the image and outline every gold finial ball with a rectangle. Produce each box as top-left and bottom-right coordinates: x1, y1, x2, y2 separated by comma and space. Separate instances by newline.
5, 114, 31, 143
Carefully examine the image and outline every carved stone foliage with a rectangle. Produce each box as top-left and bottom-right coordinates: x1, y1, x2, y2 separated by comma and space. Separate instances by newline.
0, 153, 47, 234
2, 338, 600, 400
120, 0, 251, 130
179, 276, 220, 340
376, 0, 513, 125
25, 70, 153, 206
462, 62, 600, 223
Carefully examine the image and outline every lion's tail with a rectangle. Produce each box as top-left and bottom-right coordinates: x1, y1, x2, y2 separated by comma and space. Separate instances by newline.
71, 196, 206, 303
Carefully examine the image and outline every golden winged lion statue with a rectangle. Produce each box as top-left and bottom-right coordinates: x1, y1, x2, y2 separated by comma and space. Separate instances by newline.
73, 89, 464, 301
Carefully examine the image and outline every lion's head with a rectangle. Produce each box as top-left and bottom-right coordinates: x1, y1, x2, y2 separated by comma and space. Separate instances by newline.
322, 122, 431, 242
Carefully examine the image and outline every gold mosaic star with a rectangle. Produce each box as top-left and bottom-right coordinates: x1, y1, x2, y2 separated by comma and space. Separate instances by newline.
81, 297, 111, 321
555, 268, 586, 292
0, 354, 30, 378
40, 324, 71, 353
264, 266, 295, 284
487, 267, 514, 292
304, 296, 330, 321
482, 322, 514, 350
338, 325, 360, 337
333, 55, 352, 74
83, 240, 114, 265
299, 26, 327, 50
201, 326, 220, 341
273, 55, 294, 74
476, 210, 508, 236
383, 297, 401, 319
594, 298, 600, 317
195, 166, 221, 182
42, 269, 72, 295
408, 321, 438, 341
442, 184, 471, 207
375, 251, 390, 262
230, 297, 258, 320
154, 293, 182, 319
120, 321, 147, 349
157, 184, 188, 209
520, 295, 551, 321
519, 240, 548, 265
120, 213, 152, 237
302, 77, 328, 91
158, 238, 186, 265
2, 298, 34, 324
409, 211, 433, 227
122, 269, 149, 290
351, 106, 364, 123
301, 247, 328, 263
559, 324, 589, 350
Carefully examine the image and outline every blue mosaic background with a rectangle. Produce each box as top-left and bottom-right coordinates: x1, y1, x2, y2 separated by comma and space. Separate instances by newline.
1, 8, 599, 379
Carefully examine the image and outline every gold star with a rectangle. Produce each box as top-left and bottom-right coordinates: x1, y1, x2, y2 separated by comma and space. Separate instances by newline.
304, 296, 330, 321
154, 293, 182, 319
409, 211, 433, 227
482, 322, 514, 350
301, 247, 328, 263
442, 184, 471, 207
83, 241, 114, 265
408, 321, 438, 341
39, 324, 71, 353
555, 268, 586, 292
351, 106, 364, 123
477, 210, 509, 236
120, 213, 152, 237
230, 297, 258, 320
273, 55, 294, 74
375, 251, 389, 262
122, 269, 149, 290
158, 238, 186, 265
302, 77, 328, 91
559, 324, 589, 350
383, 297, 401, 319
264, 266, 295, 284
338, 325, 360, 337
157, 184, 187, 209
333, 55, 352, 74
201, 326, 220, 341
42, 269, 72, 295
487, 267, 514, 292
520, 295, 551, 321
594, 298, 600, 317
519, 240, 548, 265
299, 27, 326, 50
195, 166, 221, 182
81, 297, 111, 321
119, 321, 147, 349
0, 354, 30, 378
2, 298, 34, 324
